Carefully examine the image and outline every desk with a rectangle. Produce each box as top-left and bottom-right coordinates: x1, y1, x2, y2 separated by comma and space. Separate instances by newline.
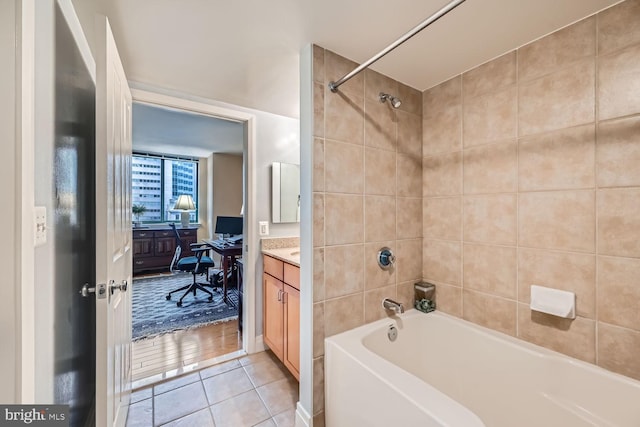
203, 239, 242, 304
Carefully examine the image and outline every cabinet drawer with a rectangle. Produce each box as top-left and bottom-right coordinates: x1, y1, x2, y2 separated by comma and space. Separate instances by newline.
154, 230, 173, 238
179, 229, 196, 237
133, 230, 152, 239
263, 255, 284, 281
283, 263, 300, 290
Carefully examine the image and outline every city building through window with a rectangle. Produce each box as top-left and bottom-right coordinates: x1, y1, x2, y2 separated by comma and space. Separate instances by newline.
132, 153, 198, 223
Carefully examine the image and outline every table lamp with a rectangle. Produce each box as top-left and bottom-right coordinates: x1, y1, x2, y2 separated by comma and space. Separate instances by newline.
173, 195, 196, 228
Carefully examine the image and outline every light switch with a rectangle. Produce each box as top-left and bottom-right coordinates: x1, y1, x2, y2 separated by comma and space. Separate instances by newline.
34, 206, 47, 246
259, 221, 269, 236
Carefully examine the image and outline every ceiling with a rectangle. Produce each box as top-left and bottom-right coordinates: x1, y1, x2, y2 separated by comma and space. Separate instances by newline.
104, 0, 621, 119
132, 103, 244, 158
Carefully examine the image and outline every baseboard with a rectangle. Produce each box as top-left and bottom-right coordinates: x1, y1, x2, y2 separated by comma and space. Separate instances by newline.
295, 402, 311, 427
254, 334, 266, 352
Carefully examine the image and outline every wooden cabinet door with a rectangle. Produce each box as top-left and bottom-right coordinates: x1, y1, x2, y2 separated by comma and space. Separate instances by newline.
155, 236, 176, 257
263, 273, 284, 361
132, 238, 153, 258
284, 284, 300, 380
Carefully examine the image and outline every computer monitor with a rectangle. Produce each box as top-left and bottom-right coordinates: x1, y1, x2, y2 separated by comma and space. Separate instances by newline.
214, 216, 243, 236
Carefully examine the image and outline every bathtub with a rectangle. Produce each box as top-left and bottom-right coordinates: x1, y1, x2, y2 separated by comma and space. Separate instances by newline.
325, 309, 640, 427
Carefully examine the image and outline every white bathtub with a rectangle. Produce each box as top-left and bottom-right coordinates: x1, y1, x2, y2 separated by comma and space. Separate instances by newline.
325, 310, 640, 427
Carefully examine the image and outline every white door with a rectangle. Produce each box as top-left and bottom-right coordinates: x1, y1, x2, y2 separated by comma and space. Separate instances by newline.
94, 15, 133, 427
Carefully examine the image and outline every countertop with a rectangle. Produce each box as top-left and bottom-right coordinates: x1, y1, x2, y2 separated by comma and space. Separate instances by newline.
262, 247, 300, 267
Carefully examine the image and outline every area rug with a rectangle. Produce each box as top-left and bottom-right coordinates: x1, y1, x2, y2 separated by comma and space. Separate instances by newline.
132, 274, 238, 340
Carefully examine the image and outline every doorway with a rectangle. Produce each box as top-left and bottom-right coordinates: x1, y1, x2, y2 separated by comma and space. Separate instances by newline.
128, 90, 258, 385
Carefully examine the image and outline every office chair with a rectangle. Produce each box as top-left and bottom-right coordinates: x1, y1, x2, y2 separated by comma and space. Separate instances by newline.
165, 223, 216, 307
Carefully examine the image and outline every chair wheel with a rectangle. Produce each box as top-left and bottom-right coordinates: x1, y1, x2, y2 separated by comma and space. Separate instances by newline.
177, 301, 182, 307
166, 295, 171, 300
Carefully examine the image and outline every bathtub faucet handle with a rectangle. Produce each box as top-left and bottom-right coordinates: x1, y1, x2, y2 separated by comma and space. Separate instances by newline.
382, 298, 405, 315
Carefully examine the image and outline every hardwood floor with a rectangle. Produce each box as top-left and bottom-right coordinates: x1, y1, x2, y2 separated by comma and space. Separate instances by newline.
132, 319, 242, 381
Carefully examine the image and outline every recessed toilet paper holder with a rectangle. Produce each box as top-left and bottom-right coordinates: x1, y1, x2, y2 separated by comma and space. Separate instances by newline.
530, 285, 576, 319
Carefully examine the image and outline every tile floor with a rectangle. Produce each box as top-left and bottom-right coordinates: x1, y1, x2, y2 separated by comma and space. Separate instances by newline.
126, 350, 298, 427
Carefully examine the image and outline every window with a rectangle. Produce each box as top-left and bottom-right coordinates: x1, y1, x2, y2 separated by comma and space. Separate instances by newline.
132, 153, 199, 223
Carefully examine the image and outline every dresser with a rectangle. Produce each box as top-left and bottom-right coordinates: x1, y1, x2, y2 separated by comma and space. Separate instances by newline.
132, 227, 198, 275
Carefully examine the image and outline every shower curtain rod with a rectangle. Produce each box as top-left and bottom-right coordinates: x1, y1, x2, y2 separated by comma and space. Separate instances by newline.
328, 0, 467, 93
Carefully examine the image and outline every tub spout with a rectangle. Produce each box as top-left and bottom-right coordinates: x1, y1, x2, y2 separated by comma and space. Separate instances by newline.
382, 298, 405, 314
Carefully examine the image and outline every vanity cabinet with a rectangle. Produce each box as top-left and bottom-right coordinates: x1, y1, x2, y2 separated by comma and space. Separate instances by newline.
263, 254, 300, 380
133, 227, 198, 275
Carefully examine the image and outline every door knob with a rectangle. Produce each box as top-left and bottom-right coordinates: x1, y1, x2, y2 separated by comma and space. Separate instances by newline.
110, 279, 128, 295
80, 283, 107, 299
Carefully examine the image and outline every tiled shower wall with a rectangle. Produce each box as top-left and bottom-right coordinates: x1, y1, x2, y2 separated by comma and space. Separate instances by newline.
423, 0, 640, 382
311, 46, 423, 425
310, 0, 640, 422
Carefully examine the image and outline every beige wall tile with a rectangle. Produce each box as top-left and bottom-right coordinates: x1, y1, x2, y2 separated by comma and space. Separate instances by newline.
463, 194, 517, 245
365, 285, 397, 323
396, 238, 422, 283
519, 58, 595, 136
313, 193, 324, 247
597, 116, 640, 188
313, 138, 325, 192
324, 50, 363, 98
423, 107, 462, 156
423, 151, 462, 197
396, 281, 415, 311
518, 248, 595, 318
313, 303, 324, 357
324, 293, 364, 337
397, 154, 422, 197
324, 244, 364, 299
314, 248, 325, 302
364, 196, 396, 242
518, 304, 596, 363
464, 140, 517, 194
519, 124, 595, 191
397, 198, 422, 239
364, 98, 397, 151
519, 190, 595, 252
598, 188, 640, 258
364, 69, 398, 104
598, 256, 640, 331
424, 197, 461, 240
518, 17, 595, 82
598, 322, 640, 381
325, 194, 363, 246
433, 282, 462, 317
423, 239, 462, 285
365, 147, 396, 196
423, 77, 461, 155
314, 83, 324, 138
423, 75, 461, 114
324, 140, 363, 194
463, 51, 516, 99
397, 83, 422, 116
324, 90, 364, 144
463, 244, 517, 299
598, 0, 640, 55
313, 45, 324, 84
397, 111, 422, 157
598, 44, 640, 120
364, 241, 396, 290
313, 357, 324, 412
463, 290, 517, 336
463, 86, 517, 147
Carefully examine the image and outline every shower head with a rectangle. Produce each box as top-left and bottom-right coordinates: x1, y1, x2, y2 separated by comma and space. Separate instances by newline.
379, 92, 402, 108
